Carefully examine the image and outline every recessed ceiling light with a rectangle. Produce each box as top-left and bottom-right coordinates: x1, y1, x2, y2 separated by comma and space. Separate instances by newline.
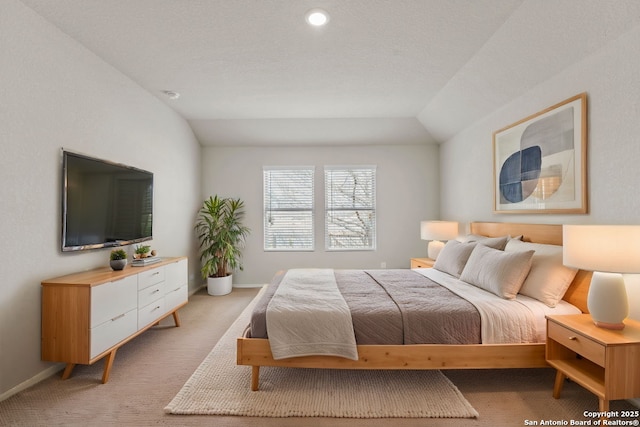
305, 9, 329, 26
162, 90, 180, 100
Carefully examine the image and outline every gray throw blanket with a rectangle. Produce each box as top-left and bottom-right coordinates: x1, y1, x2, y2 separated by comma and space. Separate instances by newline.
265, 269, 358, 360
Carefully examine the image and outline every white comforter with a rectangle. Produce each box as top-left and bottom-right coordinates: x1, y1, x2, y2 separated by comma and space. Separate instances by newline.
265, 269, 358, 360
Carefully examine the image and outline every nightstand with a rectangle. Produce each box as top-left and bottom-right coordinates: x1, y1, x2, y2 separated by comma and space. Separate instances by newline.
410, 258, 435, 269
546, 314, 640, 412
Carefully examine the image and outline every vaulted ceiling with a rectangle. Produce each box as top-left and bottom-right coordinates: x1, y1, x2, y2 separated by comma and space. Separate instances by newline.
20, 0, 640, 146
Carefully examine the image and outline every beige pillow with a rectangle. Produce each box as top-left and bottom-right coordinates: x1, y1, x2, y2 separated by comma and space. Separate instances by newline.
460, 244, 534, 299
457, 234, 510, 250
433, 240, 477, 278
505, 240, 579, 307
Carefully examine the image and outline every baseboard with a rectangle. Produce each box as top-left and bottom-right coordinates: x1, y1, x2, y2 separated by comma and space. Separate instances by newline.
0, 364, 63, 403
194, 283, 264, 292
232, 284, 266, 289
190, 284, 206, 295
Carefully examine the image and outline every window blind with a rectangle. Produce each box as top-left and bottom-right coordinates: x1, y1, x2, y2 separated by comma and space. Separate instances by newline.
324, 166, 376, 250
263, 167, 314, 251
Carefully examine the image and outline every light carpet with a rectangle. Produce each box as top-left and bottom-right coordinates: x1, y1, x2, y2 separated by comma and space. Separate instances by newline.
165, 291, 478, 419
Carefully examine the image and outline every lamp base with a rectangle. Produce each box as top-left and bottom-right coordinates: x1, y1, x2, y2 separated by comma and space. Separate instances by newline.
592, 320, 625, 330
587, 271, 629, 331
427, 240, 445, 259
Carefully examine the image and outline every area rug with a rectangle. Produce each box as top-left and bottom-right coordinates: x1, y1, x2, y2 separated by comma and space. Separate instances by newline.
165, 291, 479, 418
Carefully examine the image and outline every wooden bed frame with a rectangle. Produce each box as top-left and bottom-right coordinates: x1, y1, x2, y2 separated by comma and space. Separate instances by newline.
237, 222, 592, 391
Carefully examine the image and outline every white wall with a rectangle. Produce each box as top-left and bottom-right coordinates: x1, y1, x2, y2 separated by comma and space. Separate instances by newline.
439, 23, 640, 320
0, 0, 202, 398
201, 144, 440, 284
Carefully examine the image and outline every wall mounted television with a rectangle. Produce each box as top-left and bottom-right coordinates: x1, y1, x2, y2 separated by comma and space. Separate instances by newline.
62, 150, 153, 252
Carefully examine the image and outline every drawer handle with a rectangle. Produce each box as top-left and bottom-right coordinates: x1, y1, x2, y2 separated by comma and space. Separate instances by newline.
152, 289, 160, 294
111, 313, 125, 322
152, 272, 160, 276
568, 336, 577, 341
153, 305, 161, 311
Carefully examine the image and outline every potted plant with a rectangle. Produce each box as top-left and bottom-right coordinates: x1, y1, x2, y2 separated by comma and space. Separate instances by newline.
195, 195, 250, 296
109, 249, 128, 271
134, 244, 151, 259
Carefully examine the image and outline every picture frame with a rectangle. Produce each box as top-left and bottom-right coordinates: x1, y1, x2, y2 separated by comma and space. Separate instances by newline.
493, 93, 587, 214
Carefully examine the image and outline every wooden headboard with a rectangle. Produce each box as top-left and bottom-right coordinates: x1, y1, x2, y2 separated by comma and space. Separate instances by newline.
470, 222, 591, 313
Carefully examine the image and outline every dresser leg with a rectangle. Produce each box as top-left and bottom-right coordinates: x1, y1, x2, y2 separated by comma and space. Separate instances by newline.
61, 363, 76, 380
552, 370, 566, 398
101, 349, 117, 384
173, 310, 181, 327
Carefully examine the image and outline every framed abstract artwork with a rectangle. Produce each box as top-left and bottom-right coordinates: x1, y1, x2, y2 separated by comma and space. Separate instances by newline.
493, 93, 588, 214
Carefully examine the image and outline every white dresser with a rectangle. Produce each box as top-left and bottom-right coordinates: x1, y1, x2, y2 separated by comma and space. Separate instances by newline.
42, 257, 188, 383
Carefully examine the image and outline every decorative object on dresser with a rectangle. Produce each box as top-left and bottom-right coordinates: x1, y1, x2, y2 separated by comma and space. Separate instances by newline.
132, 256, 161, 266
563, 225, 640, 330
109, 249, 127, 271
132, 247, 161, 267
546, 314, 640, 412
493, 93, 588, 214
41, 257, 188, 384
420, 220, 459, 259
133, 244, 152, 259
195, 195, 250, 296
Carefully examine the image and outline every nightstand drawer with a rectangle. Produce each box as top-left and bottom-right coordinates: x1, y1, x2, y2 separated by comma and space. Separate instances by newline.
548, 321, 605, 367
411, 258, 435, 269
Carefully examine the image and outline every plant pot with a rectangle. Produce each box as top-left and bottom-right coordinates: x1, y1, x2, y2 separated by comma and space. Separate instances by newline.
110, 259, 127, 271
207, 274, 233, 296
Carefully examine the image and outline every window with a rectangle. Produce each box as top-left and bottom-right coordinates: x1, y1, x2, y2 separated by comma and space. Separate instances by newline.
263, 167, 314, 251
325, 166, 376, 250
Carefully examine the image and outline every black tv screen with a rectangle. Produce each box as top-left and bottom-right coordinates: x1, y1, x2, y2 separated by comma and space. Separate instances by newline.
62, 150, 153, 252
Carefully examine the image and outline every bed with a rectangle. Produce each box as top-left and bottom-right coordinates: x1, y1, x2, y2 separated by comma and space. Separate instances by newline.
236, 222, 592, 391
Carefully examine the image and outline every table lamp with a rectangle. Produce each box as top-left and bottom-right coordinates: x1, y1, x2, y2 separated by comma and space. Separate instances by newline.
420, 221, 458, 259
563, 225, 640, 330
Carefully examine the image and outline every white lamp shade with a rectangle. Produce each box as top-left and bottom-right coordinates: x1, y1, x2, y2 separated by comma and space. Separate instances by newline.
421, 221, 458, 259
563, 225, 640, 273
420, 221, 459, 241
562, 224, 639, 330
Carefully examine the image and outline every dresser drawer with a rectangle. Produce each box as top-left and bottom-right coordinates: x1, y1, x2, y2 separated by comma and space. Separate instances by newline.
165, 259, 188, 288
91, 276, 137, 328
138, 281, 165, 308
165, 284, 188, 312
548, 321, 605, 367
138, 267, 165, 290
90, 308, 138, 358
138, 297, 166, 328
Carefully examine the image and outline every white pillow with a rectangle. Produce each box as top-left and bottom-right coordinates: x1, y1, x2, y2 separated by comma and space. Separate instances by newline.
505, 239, 579, 307
460, 244, 534, 299
433, 240, 476, 278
